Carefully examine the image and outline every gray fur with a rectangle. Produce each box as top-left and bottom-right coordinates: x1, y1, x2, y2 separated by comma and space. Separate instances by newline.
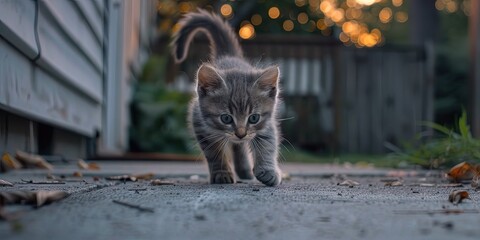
173, 10, 282, 186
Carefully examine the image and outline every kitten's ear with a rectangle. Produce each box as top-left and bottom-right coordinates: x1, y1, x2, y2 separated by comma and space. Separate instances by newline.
255, 66, 279, 97
196, 64, 225, 96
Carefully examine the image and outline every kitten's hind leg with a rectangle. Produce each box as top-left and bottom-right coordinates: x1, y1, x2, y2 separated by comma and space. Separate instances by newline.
197, 133, 235, 184
232, 143, 254, 180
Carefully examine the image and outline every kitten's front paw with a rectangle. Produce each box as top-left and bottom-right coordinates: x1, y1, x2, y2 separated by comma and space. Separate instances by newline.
254, 167, 281, 186
210, 171, 235, 184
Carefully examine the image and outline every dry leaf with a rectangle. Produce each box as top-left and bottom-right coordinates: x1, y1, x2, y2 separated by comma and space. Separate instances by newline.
87, 162, 100, 170
15, 151, 53, 170
385, 180, 403, 186
35, 191, 68, 207
1, 153, 23, 171
0, 179, 14, 187
282, 172, 291, 181
338, 179, 360, 187
0, 190, 68, 207
72, 171, 83, 177
132, 173, 154, 180
448, 190, 470, 205
77, 159, 100, 170
447, 162, 475, 182
151, 179, 175, 186
77, 159, 89, 170
106, 173, 154, 182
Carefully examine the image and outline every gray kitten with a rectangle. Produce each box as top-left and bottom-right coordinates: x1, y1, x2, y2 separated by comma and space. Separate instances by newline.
172, 10, 282, 186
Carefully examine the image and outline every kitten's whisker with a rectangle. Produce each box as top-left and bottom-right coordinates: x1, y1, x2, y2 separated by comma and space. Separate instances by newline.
277, 117, 295, 122
281, 137, 296, 151
257, 138, 287, 163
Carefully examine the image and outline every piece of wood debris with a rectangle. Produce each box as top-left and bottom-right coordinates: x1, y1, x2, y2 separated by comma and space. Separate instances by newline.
112, 200, 154, 212
385, 180, 403, 187
338, 179, 360, 187
419, 183, 463, 187
20, 179, 65, 184
15, 150, 53, 170
449, 190, 471, 205
151, 179, 175, 186
394, 209, 479, 215
0, 179, 14, 187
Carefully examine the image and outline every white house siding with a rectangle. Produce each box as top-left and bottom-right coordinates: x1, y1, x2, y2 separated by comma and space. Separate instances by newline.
0, 0, 156, 157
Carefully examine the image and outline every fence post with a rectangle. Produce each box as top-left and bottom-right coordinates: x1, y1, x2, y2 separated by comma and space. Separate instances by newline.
470, 0, 480, 138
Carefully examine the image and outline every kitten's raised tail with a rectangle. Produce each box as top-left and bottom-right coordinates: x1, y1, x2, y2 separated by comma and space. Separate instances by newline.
171, 9, 243, 63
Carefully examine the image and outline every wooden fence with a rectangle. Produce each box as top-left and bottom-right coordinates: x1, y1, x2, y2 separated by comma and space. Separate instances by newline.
173, 35, 434, 153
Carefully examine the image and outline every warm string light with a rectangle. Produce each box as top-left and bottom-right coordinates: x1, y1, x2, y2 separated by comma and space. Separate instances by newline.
164, 0, 468, 48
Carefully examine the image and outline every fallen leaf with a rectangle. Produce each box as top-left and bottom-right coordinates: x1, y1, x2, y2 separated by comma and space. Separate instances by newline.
448, 190, 470, 205
1, 153, 23, 171
77, 159, 100, 170
106, 173, 154, 182
77, 159, 89, 169
385, 180, 403, 186
0, 179, 14, 187
132, 173, 154, 180
72, 171, 83, 177
447, 162, 475, 182
0, 190, 68, 207
35, 191, 69, 207
87, 162, 100, 170
15, 151, 53, 170
189, 175, 200, 180
282, 172, 291, 181
338, 179, 360, 187
151, 179, 175, 186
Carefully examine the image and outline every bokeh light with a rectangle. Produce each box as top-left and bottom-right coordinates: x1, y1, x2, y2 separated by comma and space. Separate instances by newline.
239, 23, 255, 39
283, 20, 294, 32
220, 4, 233, 17
251, 14, 263, 26
268, 7, 281, 19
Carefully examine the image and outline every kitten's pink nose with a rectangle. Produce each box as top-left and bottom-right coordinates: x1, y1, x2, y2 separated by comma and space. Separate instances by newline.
235, 128, 247, 139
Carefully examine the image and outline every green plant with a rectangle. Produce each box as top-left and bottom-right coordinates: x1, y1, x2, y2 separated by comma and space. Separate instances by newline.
129, 55, 193, 153
395, 110, 480, 168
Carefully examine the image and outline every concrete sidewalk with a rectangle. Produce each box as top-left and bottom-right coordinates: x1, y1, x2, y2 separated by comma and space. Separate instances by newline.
1, 161, 479, 240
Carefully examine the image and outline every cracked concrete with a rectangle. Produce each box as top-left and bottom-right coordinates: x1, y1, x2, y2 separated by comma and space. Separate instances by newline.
1, 161, 479, 240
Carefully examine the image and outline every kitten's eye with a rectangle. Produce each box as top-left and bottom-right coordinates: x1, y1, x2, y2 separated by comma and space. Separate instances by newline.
248, 114, 260, 124
220, 114, 233, 124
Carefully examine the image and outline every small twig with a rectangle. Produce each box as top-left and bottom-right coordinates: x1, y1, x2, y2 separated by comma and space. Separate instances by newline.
127, 188, 147, 191
112, 200, 154, 213
20, 179, 65, 184
394, 209, 480, 215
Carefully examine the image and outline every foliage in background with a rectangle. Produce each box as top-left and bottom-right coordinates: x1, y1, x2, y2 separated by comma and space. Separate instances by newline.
129, 55, 193, 153
435, 4, 469, 126
395, 110, 480, 168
